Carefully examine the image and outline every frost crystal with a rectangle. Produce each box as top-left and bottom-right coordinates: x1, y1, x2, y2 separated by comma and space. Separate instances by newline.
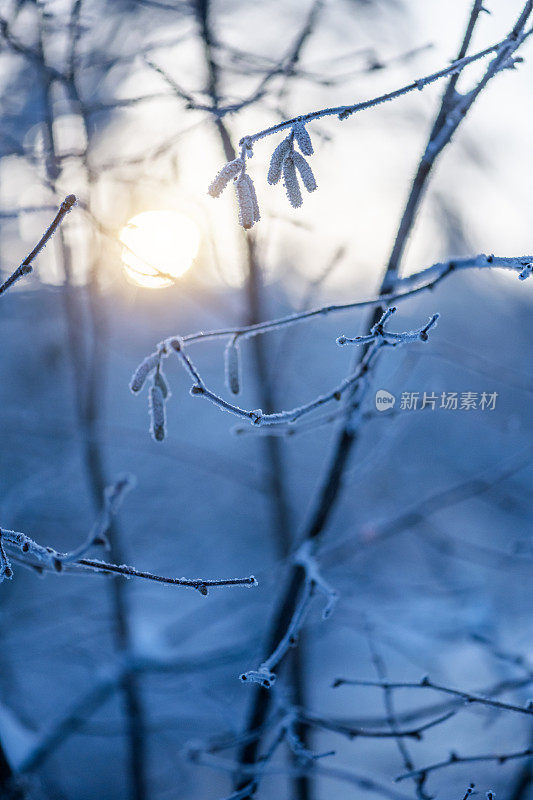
283, 155, 303, 208
208, 157, 243, 198
267, 137, 291, 185
292, 151, 317, 193
293, 122, 314, 155
149, 384, 166, 442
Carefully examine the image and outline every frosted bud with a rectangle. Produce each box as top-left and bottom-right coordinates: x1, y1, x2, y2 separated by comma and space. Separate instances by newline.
240, 668, 276, 688
130, 352, 159, 393
292, 151, 317, 193
208, 158, 243, 198
224, 338, 241, 395
293, 122, 313, 155
149, 384, 166, 442
236, 174, 260, 230
267, 137, 291, 185
283, 155, 303, 208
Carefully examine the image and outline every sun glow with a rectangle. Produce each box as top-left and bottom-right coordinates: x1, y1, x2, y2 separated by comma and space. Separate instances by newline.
120, 210, 200, 289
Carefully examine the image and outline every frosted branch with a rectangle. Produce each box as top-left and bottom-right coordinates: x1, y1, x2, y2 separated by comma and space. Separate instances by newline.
0, 195, 76, 296
132, 307, 439, 435
333, 676, 533, 717
396, 746, 533, 783
239, 541, 338, 688
0, 476, 258, 593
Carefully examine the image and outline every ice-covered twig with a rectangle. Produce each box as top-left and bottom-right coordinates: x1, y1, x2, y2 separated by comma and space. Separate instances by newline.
294, 540, 338, 619
0, 527, 257, 592
236, 39, 509, 147
0, 194, 76, 296
0, 530, 12, 580
332, 676, 533, 717
132, 308, 438, 433
0, 476, 257, 592
283, 710, 335, 764
297, 708, 456, 741
206, 26, 531, 225
336, 307, 439, 347
60, 474, 136, 562
239, 541, 337, 688
364, 623, 429, 800
162, 254, 531, 348
239, 578, 313, 688
396, 747, 533, 783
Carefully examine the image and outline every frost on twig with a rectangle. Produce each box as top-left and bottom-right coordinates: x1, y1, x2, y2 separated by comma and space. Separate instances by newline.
295, 540, 338, 620
61, 474, 136, 562
0, 194, 76, 297
0, 518, 258, 592
336, 307, 439, 347
239, 542, 337, 688
0, 473, 257, 592
518, 262, 532, 280
0, 531, 13, 580
132, 306, 440, 437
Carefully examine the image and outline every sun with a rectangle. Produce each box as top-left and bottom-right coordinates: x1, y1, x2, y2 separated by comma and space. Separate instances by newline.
119, 210, 200, 289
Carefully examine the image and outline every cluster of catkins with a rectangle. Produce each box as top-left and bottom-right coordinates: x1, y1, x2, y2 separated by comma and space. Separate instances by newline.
208, 121, 317, 230
130, 347, 170, 442
267, 121, 317, 207
208, 157, 260, 230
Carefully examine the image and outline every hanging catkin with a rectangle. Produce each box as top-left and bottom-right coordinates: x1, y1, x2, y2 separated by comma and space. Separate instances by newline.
292, 151, 317, 193
267, 137, 291, 185
208, 158, 243, 198
224, 339, 241, 395
282, 155, 303, 208
293, 122, 314, 155
149, 384, 166, 442
236, 174, 260, 229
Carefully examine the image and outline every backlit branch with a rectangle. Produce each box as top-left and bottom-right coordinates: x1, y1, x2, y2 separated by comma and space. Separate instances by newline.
131, 307, 439, 437
0, 195, 76, 296
208, 16, 532, 227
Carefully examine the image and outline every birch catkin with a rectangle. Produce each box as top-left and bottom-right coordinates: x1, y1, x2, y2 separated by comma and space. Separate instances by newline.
208, 158, 243, 198
224, 339, 241, 395
293, 122, 314, 156
130, 351, 159, 393
282, 155, 303, 208
267, 137, 291, 185
292, 151, 317, 193
236, 174, 260, 229
150, 384, 166, 442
